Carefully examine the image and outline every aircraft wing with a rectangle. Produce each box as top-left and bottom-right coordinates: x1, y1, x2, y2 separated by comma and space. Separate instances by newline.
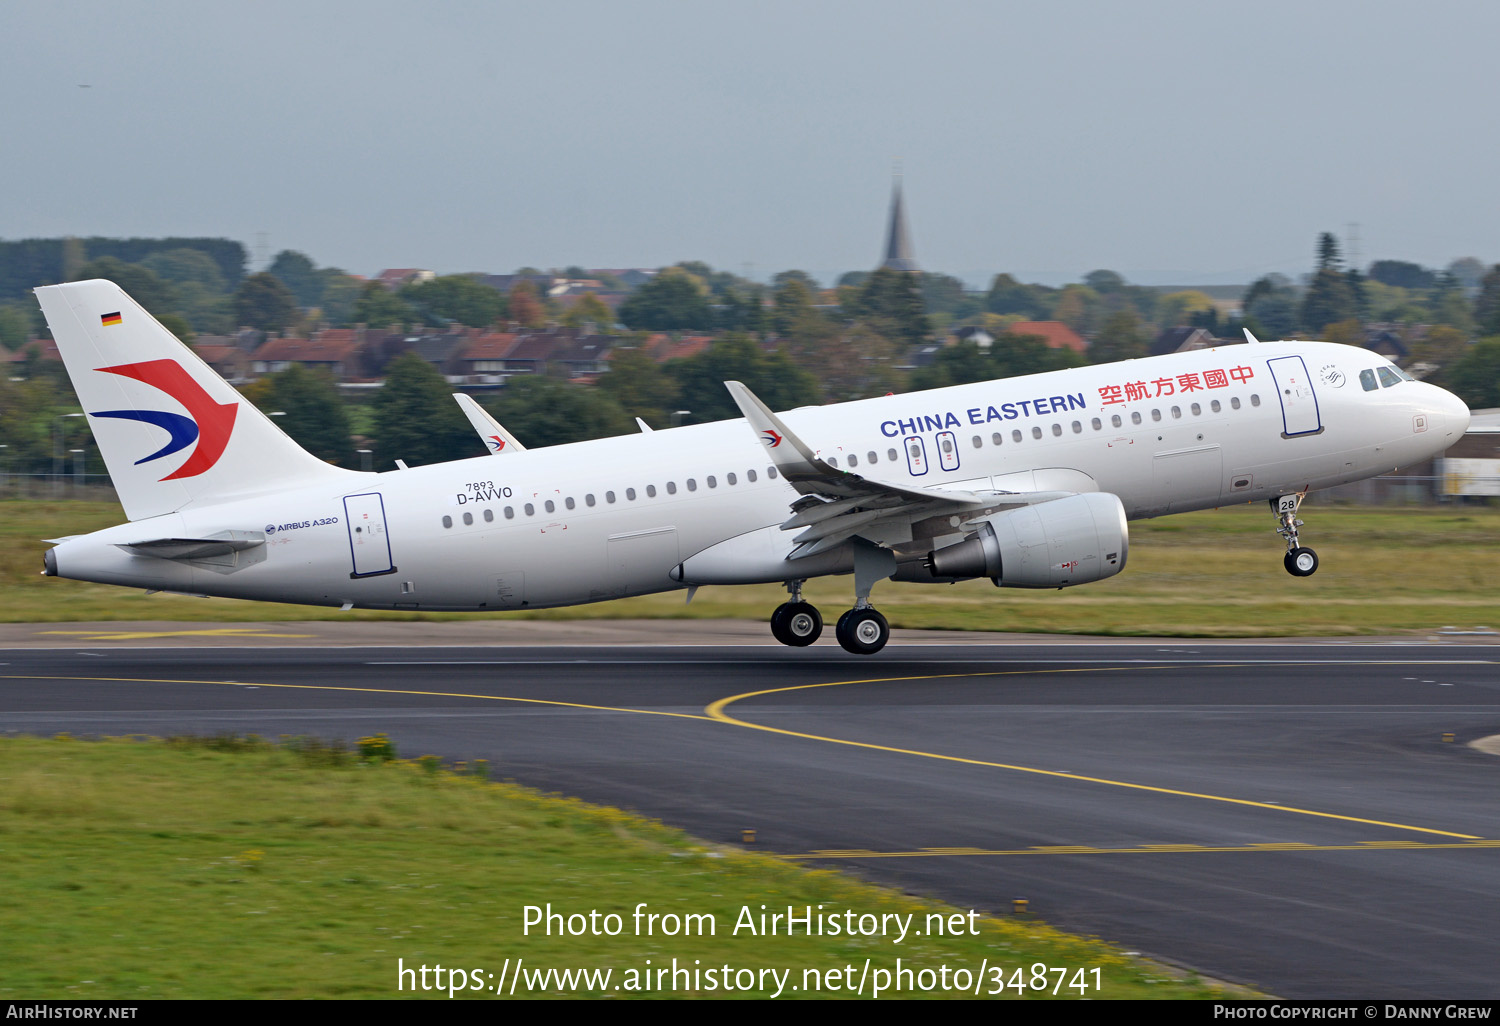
725, 381, 1056, 558
454, 393, 527, 455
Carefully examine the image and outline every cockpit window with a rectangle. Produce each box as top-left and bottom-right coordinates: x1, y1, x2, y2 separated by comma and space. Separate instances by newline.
1377, 366, 1402, 388
1395, 365, 1416, 382
1359, 369, 1378, 392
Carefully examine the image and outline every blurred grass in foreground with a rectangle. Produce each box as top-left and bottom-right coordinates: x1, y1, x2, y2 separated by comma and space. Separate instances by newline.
0, 735, 1241, 999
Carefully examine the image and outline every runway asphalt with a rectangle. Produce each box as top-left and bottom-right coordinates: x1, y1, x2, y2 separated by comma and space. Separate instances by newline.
3, 621, 1499, 998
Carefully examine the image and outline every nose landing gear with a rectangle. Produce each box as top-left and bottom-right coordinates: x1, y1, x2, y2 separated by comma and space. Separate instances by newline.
1273, 493, 1319, 577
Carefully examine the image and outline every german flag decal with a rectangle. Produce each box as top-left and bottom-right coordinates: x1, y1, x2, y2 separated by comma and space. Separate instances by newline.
101, 312, 122, 327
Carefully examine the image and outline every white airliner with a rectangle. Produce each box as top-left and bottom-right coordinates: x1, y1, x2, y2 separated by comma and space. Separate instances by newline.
36, 280, 1470, 654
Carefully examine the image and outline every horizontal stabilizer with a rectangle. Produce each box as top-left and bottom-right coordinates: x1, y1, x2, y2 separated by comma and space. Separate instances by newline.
117, 531, 265, 561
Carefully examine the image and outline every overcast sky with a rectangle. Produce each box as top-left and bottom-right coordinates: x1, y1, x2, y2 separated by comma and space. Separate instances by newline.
3, 1, 1497, 287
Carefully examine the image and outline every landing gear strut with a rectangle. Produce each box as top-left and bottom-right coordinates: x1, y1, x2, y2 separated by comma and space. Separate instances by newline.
765, 542, 898, 654
834, 540, 896, 654
1273, 493, 1319, 577
769, 580, 821, 647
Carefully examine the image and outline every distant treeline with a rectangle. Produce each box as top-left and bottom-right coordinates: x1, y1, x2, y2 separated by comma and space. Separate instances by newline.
0, 237, 246, 303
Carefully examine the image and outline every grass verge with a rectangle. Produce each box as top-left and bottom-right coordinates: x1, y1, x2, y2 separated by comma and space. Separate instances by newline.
0, 734, 1243, 999
3, 499, 1497, 635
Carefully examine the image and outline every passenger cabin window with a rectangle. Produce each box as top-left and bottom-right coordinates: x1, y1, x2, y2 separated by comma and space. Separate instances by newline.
747, 470, 757, 482
992, 432, 1003, 445
646, 485, 657, 497
1111, 414, 1122, 428
867, 451, 878, 464
1251, 394, 1261, 407
463, 512, 473, 525
504, 506, 515, 519
483, 508, 494, 522
585, 494, 595, 507
666, 481, 677, 495
524, 503, 535, 516
606, 491, 616, 503
544, 500, 555, 513
625, 488, 636, 500
972, 435, 983, 449
442, 515, 453, 528
726, 473, 737, 485
565, 497, 575, 509
1012, 429, 1023, 443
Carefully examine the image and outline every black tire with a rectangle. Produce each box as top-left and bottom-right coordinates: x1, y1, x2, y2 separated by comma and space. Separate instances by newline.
782, 602, 822, 646
836, 608, 889, 655
1284, 547, 1319, 577
771, 602, 822, 646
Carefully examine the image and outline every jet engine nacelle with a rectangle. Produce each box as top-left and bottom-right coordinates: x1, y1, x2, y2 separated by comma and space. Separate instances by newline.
926, 491, 1128, 588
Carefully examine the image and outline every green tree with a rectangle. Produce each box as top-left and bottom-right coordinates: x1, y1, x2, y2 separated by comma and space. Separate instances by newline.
1089, 310, 1147, 363
0, 303, 34, 349
1410, 325, 1471, 385
73, 257, 180, 318
618, 269, 712, 331
562, 292, 615, 329
1052, 284, 1104, 336
242, 364, 354, 466
486, 376, 633, 447
665, 334, 820, 424
1475, 265, 1500, 337
353, 281, 414, 328
268, 251, 323, 308
141, 248, 229, 294
319, 273, 364, 326
402, 275, 506, 328
985, 273, 1052, 319
371, 353, 482, 468
1444, 337, 1500, 410
846, 267, 929, 347
233, 272, 299, 332
597, 345, 679, 426
1301, 233, 1358, 334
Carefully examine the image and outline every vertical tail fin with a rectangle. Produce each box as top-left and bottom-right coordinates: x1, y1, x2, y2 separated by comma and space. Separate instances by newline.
35, 279, 355, 521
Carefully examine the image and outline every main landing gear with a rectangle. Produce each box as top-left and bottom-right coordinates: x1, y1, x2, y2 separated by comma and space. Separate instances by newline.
769, 542, 898, 655
1273, 493, 1319, 577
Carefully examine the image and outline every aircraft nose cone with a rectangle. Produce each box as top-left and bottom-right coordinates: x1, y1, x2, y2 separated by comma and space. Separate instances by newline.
1433, 385, 1471, 440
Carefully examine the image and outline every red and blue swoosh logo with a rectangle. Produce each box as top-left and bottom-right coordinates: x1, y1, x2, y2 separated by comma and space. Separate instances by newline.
90, 360, 238, 480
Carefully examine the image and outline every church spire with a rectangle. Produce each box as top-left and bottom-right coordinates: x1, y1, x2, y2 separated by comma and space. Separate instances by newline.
880, 170, 918, 272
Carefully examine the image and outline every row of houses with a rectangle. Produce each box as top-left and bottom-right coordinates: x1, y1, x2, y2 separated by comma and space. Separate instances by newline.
7, 313, 1428, 390
4, 323, 715, 389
